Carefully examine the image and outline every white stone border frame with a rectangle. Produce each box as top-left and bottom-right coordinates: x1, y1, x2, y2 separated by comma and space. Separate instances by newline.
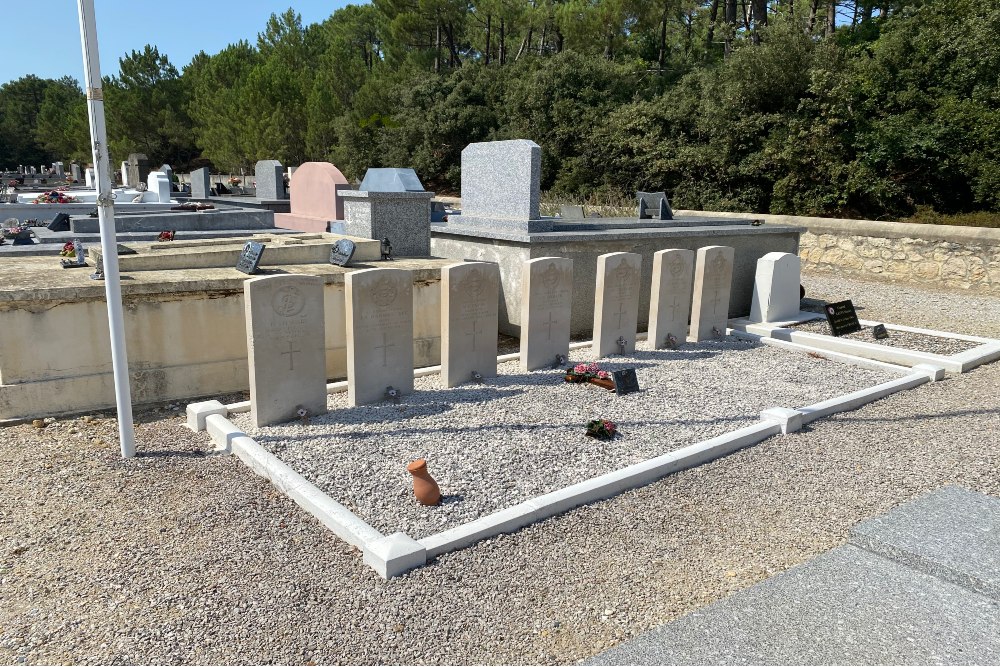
729, 311, 1000, 373
183, 319, 983, 578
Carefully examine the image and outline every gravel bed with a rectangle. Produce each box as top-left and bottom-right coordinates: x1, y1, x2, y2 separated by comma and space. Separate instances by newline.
233, 338, 894, 539
787, 316, 981, 355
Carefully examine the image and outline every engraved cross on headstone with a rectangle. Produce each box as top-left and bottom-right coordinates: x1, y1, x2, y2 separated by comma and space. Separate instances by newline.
465, 318, 484, 351
375, 331, 396, 367
281, 340, 300, 371
614, 302, 628, 329
543, 312, 558, 341
666, 294, 682, 320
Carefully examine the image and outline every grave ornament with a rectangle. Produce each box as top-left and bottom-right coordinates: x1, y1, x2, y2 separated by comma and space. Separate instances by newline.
236, 241, 265, 275
824, 300, 862, 337
329, 238, 357, 267
872, 323, 889, 340
611, 368, 641, 395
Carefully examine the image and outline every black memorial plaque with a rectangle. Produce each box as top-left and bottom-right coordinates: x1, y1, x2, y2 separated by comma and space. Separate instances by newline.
611, 368, 641, 396
824, 300, 862, 337
329, 238, 356, 267
236, 241, 265, 275
872, 323, 889, 340
47, 212, 70, 231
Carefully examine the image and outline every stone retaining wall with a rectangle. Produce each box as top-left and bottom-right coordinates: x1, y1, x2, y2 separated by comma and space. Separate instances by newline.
676, 210, 1000, 292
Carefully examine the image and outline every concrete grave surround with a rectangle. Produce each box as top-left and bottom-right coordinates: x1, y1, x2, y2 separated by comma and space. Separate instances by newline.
592, 252, 642, 357
359, 168, 425, 192
441, 262, 500, 387
275, 161, 352, 233
255, 159, 286, 200
190, 167, 210, 199
458, 140, 542, 232
690, 245, 735, 341
520, 257, 573, 371
346, 268, 415, 406
750, 251, 802, 323
341, 190, 433, 257
147, 171, 171, 203
244, 274, 329, 427
648, 249, 695, 349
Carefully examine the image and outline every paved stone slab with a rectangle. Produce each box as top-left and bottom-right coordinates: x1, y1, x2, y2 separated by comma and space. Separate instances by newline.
244, 274, 328, 427
519, 256, 572, 372
587, 544, 1000, 666
441, 262, 500, 387
849, 485, 1000, 599
593, 252, 641, 357
648, 248, 694, 349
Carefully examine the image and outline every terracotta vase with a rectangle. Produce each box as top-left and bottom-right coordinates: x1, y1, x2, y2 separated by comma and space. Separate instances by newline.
589, 377, 615, 391
407, 459, 442, 506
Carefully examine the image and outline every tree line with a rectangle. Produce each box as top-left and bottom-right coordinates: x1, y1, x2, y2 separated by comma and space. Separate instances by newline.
0, 0, 997, 219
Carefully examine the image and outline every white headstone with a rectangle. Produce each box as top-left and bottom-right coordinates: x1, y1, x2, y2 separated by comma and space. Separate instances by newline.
346, 268, 414, 406
648, 249, 695, 349
689, 245, 735, 342
750, 252, 801, 323
441, 262, 500, 387
84, 168, 95, 187
147, 171, 171, 202
121, 161, 130, 186
244, 274, 328, 427
519, 257, 573, 372
592, 252, 641, 357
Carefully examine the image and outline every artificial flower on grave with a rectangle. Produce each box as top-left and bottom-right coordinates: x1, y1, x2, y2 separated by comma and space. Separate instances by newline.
228, 176, 241, 186
564, 361, 605, 382
59, 241, 76, 257
585, 418, 617, 440
32, 190, 76, 204
156, 231, 175, 242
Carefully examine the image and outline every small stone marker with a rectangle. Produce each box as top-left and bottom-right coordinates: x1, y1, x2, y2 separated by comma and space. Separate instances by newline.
824, 300, 862, 336
593, 252, 641, 358
236, 241, 265, 274
190, 167, 210, 199
244, 274, 328, 427
329, 238, 357, 266
611, 368, 640, 395
346, 268, 414, 406
441, 262, 500, 388
872, 323, 889, 340
750, 252, 802, 323
520, 257, 573, 372
255, 159, 286, 199
648, 248, 695, 350
690, 245, 735, 342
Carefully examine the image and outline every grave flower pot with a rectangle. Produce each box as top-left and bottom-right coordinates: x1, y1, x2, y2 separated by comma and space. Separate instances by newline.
564, 373, 587, 383
588, 377, 615, 391
407, 458, 441, 506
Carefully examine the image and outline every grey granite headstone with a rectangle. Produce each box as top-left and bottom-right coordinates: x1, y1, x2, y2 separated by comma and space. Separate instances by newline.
359, 168, 425, 192
190, 167, 211, 199
126, 153, 150, 188
458, 139, 543, 232
70, 163, 81, 182
342, 190, 433, 257
255, 159, 286, 200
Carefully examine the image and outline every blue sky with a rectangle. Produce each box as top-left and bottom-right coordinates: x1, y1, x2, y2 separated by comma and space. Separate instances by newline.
1, 1, 359, 84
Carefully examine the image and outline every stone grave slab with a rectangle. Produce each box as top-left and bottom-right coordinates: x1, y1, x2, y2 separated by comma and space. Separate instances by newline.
648, 248, 694, 349
190, 167, 210, 199
346, 268, 414, 406
275, 161, 352, 232
341, 190, 433, 257
457, 139, 545, 232
244, 274, 328, 427
255, 159, 285, 200
689, 245, 734, 342
126, 153, 149, 188
520, 256, 573, 372
441, 262, 500, 387
147, 171, 171, 203
593, 252, 641, 357
750, 251, 801, 323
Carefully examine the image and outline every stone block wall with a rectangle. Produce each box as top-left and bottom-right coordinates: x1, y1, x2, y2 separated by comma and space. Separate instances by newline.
676, 210, 1000, 292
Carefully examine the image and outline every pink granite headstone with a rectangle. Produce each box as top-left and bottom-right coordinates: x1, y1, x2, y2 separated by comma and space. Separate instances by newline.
275, 162, 352, 232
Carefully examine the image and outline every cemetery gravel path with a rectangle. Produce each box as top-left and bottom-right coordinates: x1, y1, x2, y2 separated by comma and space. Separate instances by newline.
1, 269, 999, 665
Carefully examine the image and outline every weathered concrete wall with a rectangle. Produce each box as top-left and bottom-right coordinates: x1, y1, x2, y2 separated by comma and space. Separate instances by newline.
677, 210, 1000, 292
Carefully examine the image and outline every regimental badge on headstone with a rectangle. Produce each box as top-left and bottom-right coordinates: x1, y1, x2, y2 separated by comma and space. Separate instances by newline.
611, 368, 640, 396
329, 238, 357, 267
236, 241, 265, 275
872, 323, 889, 340
824, 300, 862, 337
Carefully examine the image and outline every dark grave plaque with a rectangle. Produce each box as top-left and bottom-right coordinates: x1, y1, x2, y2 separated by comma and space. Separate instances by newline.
48, 212, 70, 231
116, 244, 138, 255
611, 368, 641, 396
236, 241, 265, 275
824, 300, 862, 337
329, 238, 356, 267
872, 323, 889, 340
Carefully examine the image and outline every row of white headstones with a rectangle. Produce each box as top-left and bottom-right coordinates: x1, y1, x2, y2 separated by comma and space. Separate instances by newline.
244, 246, 801, 427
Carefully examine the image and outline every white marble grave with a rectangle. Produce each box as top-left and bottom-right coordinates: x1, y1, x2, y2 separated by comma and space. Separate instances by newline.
120, 161, 130, 186
520, 257, 573, 371
346, 268, 414, 406
441, 262, 500, 387
84, 168, 94, 187
244, 274, 328, 427
750, 252, 801, 323
648, 249, 695, 349
593, 252, 641, 357
689, 245, 735, 341
147, 171, 172, 203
